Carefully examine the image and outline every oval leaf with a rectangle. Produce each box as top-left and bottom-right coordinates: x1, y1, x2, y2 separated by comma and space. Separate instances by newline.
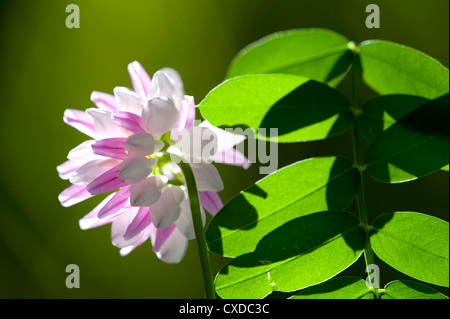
206, 156, 359, 257
227, 28, 352, 87
290, 277, 374, 299
381, 280, 448, 299
370, 212, 449, 287
364, 94, 449, 183
214, 211, 365, 299
198, 74, 353, 143
359, 40, 449, 99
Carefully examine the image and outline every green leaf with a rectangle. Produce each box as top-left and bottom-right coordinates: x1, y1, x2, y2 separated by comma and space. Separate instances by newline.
206, 157, 359, 257
198, 74, 353, 143
227, 28, 352, 87
357, 95, 430, 142
370, 212, 449, 287
290, 277, 374, 299
364, 94, 449, 183
358, 40, 449, 99
381, 280, 448, 299
214, 211, 365, 299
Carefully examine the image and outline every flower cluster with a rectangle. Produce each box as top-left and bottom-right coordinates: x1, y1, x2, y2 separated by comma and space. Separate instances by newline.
57, 62, 249, 263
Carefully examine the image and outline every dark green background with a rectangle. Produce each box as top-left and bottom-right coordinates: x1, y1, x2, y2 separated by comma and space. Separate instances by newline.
0, 0, 448, 298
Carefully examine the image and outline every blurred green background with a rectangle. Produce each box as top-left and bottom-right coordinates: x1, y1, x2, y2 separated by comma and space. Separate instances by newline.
0, 0, 448, 298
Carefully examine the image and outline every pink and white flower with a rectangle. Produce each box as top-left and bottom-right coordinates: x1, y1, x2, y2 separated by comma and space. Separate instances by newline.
57, 61, 250, 263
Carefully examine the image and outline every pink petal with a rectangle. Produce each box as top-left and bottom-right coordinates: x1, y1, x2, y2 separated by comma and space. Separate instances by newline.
91, 137, 128, 160
67, 140, 96, 161
114, 87, 143, 115
150, 223, 176, 252
113, 111, 145, 134
124, 207, 151, 240
210, 148, 251, 169
63, 109, 98, 139
199, 191, 223, 216
128, 61, 152, 99
58, 184, 93, 207
98, 185, 131, 219
117, 157, 157, 184
140, 97, 179, 137
79, 192, 117, 230
90, 91, 117, 111
87, 165, 127, 195
147, 71, 177, 102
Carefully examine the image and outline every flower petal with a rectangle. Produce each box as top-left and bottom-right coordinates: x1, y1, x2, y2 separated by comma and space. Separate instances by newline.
63, 109, 98, 139
120, 227, 151, 256
210, 148, 251, 169
128, 61, 152, 99
58, 184, 93, 207
91, 138, 128, 160
199, 190, 223, 216
90, 91, 117, 111
191, 163, 224, 192
154, 227, 188, 264
114, 86, 143, 115
117, 157, 157, 184
140, 97, 179, 137
124, 207, 151, 240
147, 71, 177, 103
97, 185, 131, 219
57, 160, 82, 180
150, 186, 185, 229
171, 126, 218, 163
70, 159, 119, 185
79, 192, 117, 230
160, 67, 185, 105
87, 165, 127, 195
175, 195, 206, 239
200, 120, 246, 152
113, 111, 145, 134
124, 132, 164, 157
129, 175, 168, 207
111, 207, 142, 248
86, 108, 129, 138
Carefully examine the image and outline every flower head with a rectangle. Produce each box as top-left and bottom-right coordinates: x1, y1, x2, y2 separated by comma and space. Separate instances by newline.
57, 61, 250, 263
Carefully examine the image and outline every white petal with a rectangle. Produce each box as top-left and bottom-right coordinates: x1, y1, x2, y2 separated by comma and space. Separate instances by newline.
155, 227, 188, 264
150, 186, 185, 229
147, 71, 177, 102
172, 126, 218, 163
200, 120, 246, 152
110, 207, 142, 248
70, 159, 119, 185
117, 157, 157, 184
124, 132, 164, 157
191, 162, 224, 192
160, 67, 185, 104
129, 175, 168, 207
140, 97, 179, 136
86, 108, 129, 137
114, 86, 143, 115
175, 195, 206, 240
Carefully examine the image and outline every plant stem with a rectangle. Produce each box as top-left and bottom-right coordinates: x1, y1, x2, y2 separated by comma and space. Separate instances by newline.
350, 53, 381, 299
175, 156, 216, 299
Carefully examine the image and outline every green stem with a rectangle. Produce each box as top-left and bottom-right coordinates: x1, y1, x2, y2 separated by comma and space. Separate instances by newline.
174, 155, 216, 299
350, 53, 380, 299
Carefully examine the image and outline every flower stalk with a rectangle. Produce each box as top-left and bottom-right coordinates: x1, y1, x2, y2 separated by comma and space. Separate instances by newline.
174, 154, 216, 299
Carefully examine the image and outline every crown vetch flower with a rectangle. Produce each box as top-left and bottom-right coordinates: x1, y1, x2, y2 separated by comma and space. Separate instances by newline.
57, 61, 250, 263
